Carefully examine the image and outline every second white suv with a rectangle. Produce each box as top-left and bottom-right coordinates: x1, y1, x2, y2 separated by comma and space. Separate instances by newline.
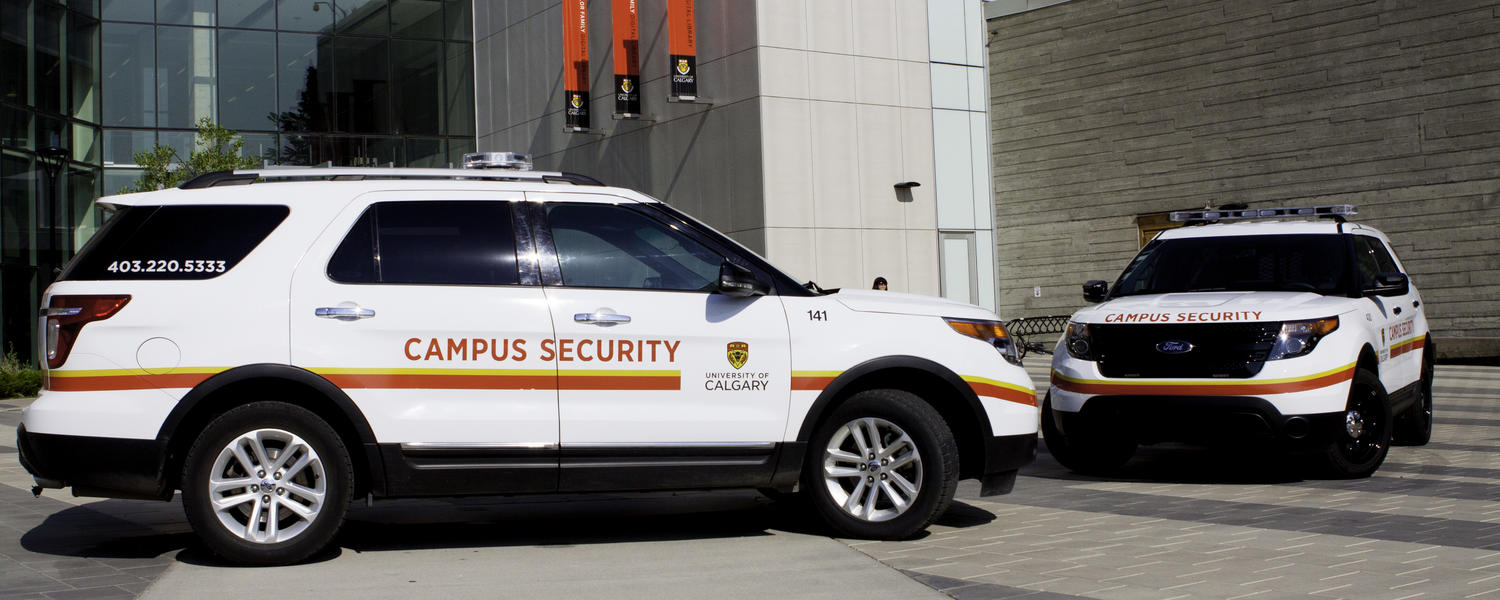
19, 159, 1038, 565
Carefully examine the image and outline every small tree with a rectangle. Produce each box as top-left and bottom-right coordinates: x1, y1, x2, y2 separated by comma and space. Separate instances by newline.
125, 117, 261, 192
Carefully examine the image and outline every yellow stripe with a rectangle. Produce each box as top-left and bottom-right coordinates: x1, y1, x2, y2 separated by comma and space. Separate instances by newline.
1052, 361, 1358, 387
960, 375, 1035, 395
791, 370, 843, 378
1388, 339, 1415, 351
49, 367, 229, 378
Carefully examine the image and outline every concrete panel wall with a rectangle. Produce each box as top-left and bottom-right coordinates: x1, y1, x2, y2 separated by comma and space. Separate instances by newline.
988, 0, 1500, 358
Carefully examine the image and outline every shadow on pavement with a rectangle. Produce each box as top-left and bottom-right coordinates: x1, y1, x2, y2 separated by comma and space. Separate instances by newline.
19, 502, 194, 560
1025, 442, 1311, 485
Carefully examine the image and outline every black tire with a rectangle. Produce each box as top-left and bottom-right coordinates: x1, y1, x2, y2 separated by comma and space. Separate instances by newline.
1041, 393, 1136, 475
1394, 338, 1434, 446
802, 389, 958, 539
181, 402, 353, 566
1320, 369, 1392, 478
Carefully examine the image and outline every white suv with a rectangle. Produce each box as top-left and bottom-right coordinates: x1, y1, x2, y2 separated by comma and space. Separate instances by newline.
19, 158, 1038, 565
1046, 206, 1432, 478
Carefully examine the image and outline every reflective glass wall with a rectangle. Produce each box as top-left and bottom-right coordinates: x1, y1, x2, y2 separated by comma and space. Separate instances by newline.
100, 0, 476, 193
1, 0, 102, 363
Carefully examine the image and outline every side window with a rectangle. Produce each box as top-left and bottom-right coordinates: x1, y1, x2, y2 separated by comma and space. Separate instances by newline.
546, 203, 723, 291
327, 201, 519, 286
60, 205, 289, 281
1355, 236, 1400, 292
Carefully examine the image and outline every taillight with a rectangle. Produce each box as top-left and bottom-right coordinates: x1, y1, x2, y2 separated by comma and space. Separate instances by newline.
43, 295, 130, 369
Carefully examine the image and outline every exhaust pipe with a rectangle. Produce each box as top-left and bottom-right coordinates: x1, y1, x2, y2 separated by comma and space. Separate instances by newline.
32, 476, 63, 498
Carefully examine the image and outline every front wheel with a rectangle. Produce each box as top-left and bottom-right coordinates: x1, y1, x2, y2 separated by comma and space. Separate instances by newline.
803, 390, 958, 539
1320, 369, 1392, 478
181, 402, 353, 566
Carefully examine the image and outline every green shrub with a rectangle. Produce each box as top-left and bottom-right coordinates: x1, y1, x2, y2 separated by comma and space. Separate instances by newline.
0, 350, 42, 399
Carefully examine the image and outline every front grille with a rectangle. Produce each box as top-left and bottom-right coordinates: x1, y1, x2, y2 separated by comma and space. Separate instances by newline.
1091, 322, 1281, 378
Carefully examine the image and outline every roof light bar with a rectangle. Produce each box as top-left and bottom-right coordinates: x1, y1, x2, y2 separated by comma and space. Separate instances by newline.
1169, 205, 1356, 223
463, 152, 533, 171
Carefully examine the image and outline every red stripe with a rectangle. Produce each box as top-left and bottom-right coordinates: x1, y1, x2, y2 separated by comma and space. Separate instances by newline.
792, 376, 835, 391
47, 372, 214, 392
323, 373, 557, 390
558, 375, 679, 391
1051, 366, 1356, 396
968, 381, 1038, 407
1390, 337, 1425, 359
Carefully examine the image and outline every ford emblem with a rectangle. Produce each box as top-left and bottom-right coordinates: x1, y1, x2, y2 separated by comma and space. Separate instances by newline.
1156, 340, 1194, 354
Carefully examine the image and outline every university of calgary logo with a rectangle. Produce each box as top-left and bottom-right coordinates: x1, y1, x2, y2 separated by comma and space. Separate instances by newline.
621, 78, 634, 93
570, 93, 583, 108
676, 59, 691, 75
727, 342, 749, 370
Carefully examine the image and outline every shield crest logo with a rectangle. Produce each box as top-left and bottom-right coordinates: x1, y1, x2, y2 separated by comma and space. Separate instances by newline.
621, 78, 634, 93
570, 93, 583, 108
727, 342, 749, 370
676, 59, 691, 75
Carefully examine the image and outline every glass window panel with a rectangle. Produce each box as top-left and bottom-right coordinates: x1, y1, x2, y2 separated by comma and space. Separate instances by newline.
445, 137, 471, 165
103, 166, 139, 195
389, 0, 440, 38
217, 29, 275, 132
362, 136, 398, 166
157, 129, 194, 160
68, 0, 100, 18
156, 25, 216, 129
277, 0, 333, 33
2, 152, 36, 264
443, 0, 468, 40
403, 136, 440, 167
1, 106, 32, 150
321, 134, 357, 165
331, 36, 388, 134
157, 0, 214, 26
1, 0, 28, 107
70, 122, 98, 162
444, 41, 471, 136
35, 2, 63, 113
67, 165, 98, 253
277, 133, 318, 165
239, 132, 276, 164
336, 0, 388, 36
276, 32, 331, 133
68, 12, 99, 123
390, 40, 438, 135
101, 23, 154, 127
37, 114, 66, 149
102, 0, 153, 22
220, 0, 274, 29
102, 128, 154, 166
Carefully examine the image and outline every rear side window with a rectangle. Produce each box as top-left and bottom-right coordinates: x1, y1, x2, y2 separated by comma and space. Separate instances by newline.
327, 201, 519, 286
60, 205, 289, 280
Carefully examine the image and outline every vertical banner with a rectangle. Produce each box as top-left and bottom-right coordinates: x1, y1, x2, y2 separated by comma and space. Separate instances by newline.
668, 0, 696, 101
562, 0, 590, 131
611, 0, 641, 117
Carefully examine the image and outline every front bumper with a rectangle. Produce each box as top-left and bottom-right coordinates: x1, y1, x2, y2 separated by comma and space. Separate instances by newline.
979, 432, 1037, 496
16, 425, 172, 500
1050, 395, 1344, 447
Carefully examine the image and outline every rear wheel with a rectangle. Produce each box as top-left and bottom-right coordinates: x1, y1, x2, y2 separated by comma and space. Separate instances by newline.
1320, 369, 1392, 478
803, 390, 957, 539
1394, 339, 1434, 446
181, 402, 353, 566
1041, 393, 1136, 475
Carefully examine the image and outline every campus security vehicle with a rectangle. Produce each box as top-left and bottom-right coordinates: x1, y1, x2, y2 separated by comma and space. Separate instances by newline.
1046, 205, 1432, 478
18, 155, 1038, 565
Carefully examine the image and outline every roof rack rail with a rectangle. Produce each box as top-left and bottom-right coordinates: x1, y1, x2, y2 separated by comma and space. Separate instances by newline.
176, 166, 605, 189
1170, 204, 1356, 224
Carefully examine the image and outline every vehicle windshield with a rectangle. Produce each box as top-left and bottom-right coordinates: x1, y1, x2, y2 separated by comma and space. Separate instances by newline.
1112, 233, 1350, 297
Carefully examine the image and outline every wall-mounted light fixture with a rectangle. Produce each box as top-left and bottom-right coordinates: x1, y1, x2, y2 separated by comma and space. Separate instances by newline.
894, 181, 921, 189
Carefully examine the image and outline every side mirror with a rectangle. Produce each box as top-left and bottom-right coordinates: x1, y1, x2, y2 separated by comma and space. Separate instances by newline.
1369, 272, 1409, 297
719, 261, 769, 298
1082, 280, 1109, 303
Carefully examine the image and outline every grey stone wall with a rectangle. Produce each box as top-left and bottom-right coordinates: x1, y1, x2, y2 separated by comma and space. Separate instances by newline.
988, 0, 1500, 358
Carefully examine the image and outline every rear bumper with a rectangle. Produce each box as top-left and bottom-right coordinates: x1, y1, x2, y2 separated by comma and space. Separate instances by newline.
15, 425, 172, 500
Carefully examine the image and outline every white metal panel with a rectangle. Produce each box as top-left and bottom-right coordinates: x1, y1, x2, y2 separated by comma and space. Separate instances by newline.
927, 0, 968, 64
932, 109, 975, 230
929, 63, 970, 111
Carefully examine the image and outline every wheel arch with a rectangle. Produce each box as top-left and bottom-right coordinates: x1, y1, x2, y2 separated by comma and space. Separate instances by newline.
1356, 344, 1380, 377
796, 356, 994, 480
157, 364, 383, 496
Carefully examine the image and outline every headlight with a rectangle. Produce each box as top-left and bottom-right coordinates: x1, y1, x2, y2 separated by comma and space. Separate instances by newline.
1267, 317, 1339, 360
1065, 322, 1096, 361
945, 318, 1021, 365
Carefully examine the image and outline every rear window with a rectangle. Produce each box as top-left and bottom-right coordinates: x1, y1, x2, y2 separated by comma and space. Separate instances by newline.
60, 205, 289, 281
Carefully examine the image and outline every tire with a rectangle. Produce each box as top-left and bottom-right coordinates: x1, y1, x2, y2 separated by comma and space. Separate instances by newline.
1040, 393, 1136, 475
802, 389, 958, 539
181, 402, 353, 566
1320, 369, 1392, 478
1394, 338, 1434, 446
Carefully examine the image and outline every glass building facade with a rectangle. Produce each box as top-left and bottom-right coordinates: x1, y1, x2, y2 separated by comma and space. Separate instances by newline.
0, 0, 475, 363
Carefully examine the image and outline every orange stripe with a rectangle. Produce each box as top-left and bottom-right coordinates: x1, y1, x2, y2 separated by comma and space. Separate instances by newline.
1051, 365, 1356, 396
967, 381, 1039, 407
47, 372, 214, 392
792, 376, 836, 391
558, 374, 679, 391
1390, 336, 1425, 359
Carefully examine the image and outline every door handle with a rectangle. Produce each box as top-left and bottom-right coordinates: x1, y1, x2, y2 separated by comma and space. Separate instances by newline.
315, 306, 376, 320
574, 312, 631, 325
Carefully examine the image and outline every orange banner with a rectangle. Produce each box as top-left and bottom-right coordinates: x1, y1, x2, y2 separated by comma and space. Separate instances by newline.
612, 0, 640, 116
667, 0, 696, 100
562, 0, 590, 130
